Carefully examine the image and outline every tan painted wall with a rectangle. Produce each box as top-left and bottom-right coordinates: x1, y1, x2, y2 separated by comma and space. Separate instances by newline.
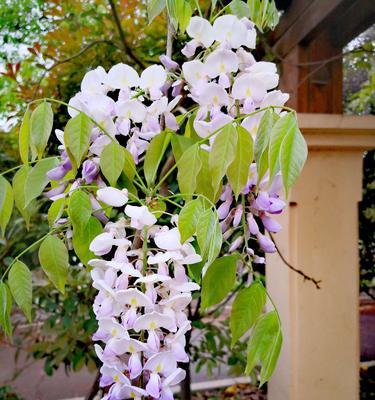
266, 114, 375, 400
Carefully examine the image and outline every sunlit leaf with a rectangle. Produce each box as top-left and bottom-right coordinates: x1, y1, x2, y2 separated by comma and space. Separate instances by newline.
19, 109, 30, 164
8, 261, 32, 322
147, 0, 166, 23
280, 125, 308, 197
47, 197, 65, 228
201, 255, 239, 309
0, 282, 13, 338
64, 113, 93, 168
177, 143, 202, 199
178, 199, 204, 243
30, 102, 53, 160
196, 208, 222, 264
209, 124, 237, 197
68, 190, 92, 232
38, 235, 69, 294
254, 109, 275, 183
268, 112, 296, 183
24, 157, 59, 206
144, 130, 171, 187
230, 282, 266, 346
245, 310, 282, 386
0, 175, 14, 236
227, 125, 254, 199
100, 141, 125, 186
72, 216, 103, 266
12, 165, 35, 228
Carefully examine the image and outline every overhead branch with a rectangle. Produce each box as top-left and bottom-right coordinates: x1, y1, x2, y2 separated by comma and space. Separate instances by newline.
107, 0, 146, 69
32, 39, 116, 99
269, 232, 322, 289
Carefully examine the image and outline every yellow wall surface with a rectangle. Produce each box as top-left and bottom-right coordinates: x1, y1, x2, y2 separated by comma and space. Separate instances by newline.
266, 114, 375, 400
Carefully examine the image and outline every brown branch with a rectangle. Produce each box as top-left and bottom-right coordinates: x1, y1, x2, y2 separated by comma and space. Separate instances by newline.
269, 232, 322, 289
32, 39, 116, 99
107, 0, 145, 69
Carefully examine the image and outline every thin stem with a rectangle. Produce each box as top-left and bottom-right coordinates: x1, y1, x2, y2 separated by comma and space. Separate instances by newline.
1, 224, 68, 281
0, 156, 59, 176
269, 232, 322, 289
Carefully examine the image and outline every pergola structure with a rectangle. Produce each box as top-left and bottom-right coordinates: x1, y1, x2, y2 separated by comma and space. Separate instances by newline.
266, 1, 375, 399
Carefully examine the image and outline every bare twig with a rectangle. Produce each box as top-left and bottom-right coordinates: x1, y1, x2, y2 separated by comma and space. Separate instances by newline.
107, 0, 145, 69
166, 16, 175, 59
32, 39, 116, 99
269, 232, 322, 289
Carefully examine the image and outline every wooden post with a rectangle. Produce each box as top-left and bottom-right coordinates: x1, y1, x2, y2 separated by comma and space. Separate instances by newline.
266, 114, 375, 400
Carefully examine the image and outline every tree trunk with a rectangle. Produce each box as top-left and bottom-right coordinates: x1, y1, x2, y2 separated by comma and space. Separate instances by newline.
180, 330, 192, 400
86, 369, 100, 400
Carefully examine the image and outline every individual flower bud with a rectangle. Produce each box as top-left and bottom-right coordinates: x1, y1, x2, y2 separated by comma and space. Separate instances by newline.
159, 55, 179, 71
261, 215, 282, 233
257, 232, 276, 253
229, 236, 243, 252
233, 205, 243, 227
82, 159, 99, 183
246, 213, 259, 235
96, 187, 129, 207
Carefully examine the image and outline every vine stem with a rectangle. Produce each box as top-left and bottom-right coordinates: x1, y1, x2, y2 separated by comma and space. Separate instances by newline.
0, 223, 68, 282
0, 156, 59, 177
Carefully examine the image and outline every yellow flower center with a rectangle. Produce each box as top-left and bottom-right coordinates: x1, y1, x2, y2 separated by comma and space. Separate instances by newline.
149, 321, 157, 329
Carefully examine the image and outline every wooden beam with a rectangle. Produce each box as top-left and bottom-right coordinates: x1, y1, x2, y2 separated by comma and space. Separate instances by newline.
328, 0, 375, 48
272, 0, 346, 57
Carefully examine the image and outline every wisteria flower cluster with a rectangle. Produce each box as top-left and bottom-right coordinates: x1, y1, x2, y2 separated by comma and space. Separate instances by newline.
0, 10, 307, 400
88, 189, 201, 399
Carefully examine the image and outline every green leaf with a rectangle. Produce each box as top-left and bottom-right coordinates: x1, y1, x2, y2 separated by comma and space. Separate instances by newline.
196, 209, 222, 264
280, 125, 308, 197
0, 282, 13, 338
0, 176, 14, 236
19, 109, 30, 164
245, 310, 282, 386
38, 235, 69, 294
123, 148, 136, 180
254, 109, 275, 183
12, 165, 35, 228
209, 124, 237, 197
72, 217, 103, 266
177, 0, 192, 32
201, 255, 239, 309
144, 130, 172, 187
230, 0, 250, 17
68, 190, 92, 232
166, 0, 179, 29
24, 157, 59, 207
178, 199, 204, 243
47, 197, 65, 227
8, 261, 32, 322
147, 0, 166, 23
171, 134, 195, 162
268, 112, 296, 183
195, 149, 215, 203
230, 282, 266, 346
64, 113, 93, 168
100, 141, 125, 186
227, 126, 254, 198
30, 102, 53, 160
177, 143, 202, 199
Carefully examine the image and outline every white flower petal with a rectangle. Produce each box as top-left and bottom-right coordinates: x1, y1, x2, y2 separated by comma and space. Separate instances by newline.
96, 187, 128, 207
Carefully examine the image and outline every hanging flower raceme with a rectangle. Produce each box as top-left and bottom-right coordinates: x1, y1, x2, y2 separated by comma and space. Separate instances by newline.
87, 193, 201, 398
